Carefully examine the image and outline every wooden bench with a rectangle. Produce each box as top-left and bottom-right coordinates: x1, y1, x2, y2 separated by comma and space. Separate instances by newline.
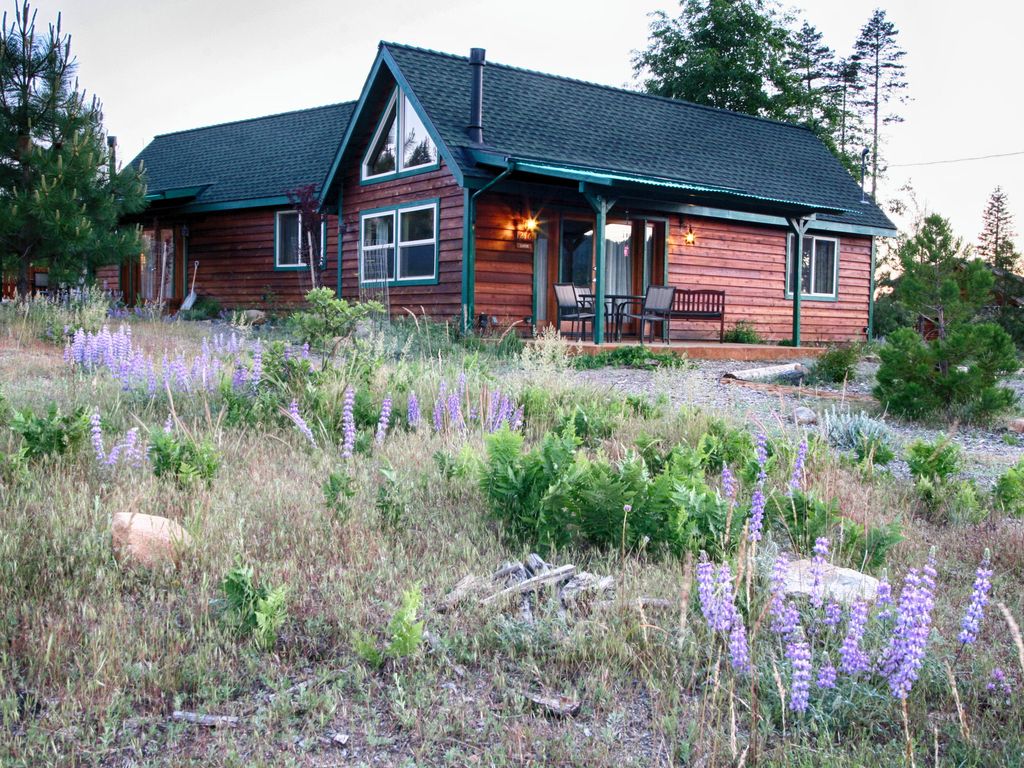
667, 289, 726, 342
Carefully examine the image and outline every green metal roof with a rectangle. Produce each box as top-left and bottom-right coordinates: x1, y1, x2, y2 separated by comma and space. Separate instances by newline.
132, 102, 356, 211
371, 43, 894, 232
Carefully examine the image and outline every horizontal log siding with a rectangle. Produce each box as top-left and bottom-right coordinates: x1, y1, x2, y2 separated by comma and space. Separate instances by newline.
339, 162, 463, 321
474, 196, 534, 329
93, 210, 340, 310
667, 217, 870, 343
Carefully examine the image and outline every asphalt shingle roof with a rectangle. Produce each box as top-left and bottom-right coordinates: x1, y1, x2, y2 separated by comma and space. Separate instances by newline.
132, 102, 355, 207
382, 43, 894, 231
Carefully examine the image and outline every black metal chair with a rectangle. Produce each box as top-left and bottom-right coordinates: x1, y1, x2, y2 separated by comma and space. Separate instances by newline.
618, 285, 676, 343
554, 283, 595, 341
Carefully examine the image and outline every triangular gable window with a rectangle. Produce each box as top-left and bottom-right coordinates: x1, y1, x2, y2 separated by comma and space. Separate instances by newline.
362, 90, 437, 181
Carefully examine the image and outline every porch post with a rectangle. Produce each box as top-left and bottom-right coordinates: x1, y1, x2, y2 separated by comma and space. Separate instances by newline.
787, 216, 812, 347
593, 196, 608, 344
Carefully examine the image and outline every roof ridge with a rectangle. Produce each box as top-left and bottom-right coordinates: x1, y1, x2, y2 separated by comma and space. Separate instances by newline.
380, 42, 815, 134
152, 101, 356, 139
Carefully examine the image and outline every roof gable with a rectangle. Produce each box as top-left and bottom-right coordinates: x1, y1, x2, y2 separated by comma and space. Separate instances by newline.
381, 43, 894, 231
133, 102, 355, 210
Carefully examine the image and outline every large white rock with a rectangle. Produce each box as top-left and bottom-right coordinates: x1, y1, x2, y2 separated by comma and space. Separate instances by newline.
112, 512, 192, 568
793, 406, 818, 426
783, 558, 879, 605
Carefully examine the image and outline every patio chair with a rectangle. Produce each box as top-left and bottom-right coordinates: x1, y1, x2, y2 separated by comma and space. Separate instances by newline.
554, 283, 595, 341
618, 285, 676, 343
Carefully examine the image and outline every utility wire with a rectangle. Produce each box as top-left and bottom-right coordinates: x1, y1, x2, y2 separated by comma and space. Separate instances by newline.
889, 150, 1024, 168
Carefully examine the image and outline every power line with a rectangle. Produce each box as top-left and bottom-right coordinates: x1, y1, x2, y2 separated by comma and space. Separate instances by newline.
890, 150, 1024, 168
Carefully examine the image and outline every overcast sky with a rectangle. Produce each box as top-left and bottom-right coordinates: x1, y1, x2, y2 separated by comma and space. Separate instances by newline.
24, 0, 1024, 248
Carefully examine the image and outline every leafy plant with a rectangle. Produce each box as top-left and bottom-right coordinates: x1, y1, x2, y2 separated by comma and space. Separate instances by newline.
905, 438, 981, 522
555, 403, 618, 446
323, 471, 356, 522
355, 584, 425, 668
177, 294, 221, 321
821, 408, 895, 466
220, 563, 288, 651
290, 288, 383, 363
723, 321, 764, 344
9, 405, 88, 459
994, 458, 1024, 517
906, 438, 961, 484
148, 429, 220, 487
572, 345, 689, 370
376, 465, 408, 532
809, 344, 861, 384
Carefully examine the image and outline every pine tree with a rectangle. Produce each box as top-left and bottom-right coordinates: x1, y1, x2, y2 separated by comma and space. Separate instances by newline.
632, 0, 802, 121
0, 3, 145, 296
852, 9, 909, 200
789, 22, 835, 125
833, 57, 864, 164
978, 186, 1020, 272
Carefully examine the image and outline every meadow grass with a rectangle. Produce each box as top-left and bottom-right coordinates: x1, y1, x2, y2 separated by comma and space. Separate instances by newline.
1, 306, 1022, 767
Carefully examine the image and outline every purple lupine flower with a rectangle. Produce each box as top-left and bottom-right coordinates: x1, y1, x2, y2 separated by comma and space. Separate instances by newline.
810, 537, 830, 609
287, 399, 316, 447
90, 411, 105, 462
447, 390, 463, 429
250, 339, 262, 389
839, 600, 870, 675
231, 361, 248, 391
376, 396, 392, 445
876, 575, 894, 620
958, 550, 993, 646
301, 342, 310, 361
816, 661, 837, 689
341, 386, 356, 459
789, 439, 808, 495
881, 554, 938, 699
823, 601, 843, 627
770, 553, 800, 637
728, 611, 751, 674
748, 434, 769, 542
786, 634, 813, 713
433, 380, 447, 433
987, 667, 1014, 698
721, 464, 736, 509
509, 405, 524, 432
163, 415, 174, 433
407, 392, 421, 428
696, 560, 732, 633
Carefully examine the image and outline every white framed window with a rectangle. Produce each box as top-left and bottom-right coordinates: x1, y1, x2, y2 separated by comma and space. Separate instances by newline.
360, 202, 438, 284
361, 89, 438, 181
787, 234, 839, 299
275, 211, 326, 270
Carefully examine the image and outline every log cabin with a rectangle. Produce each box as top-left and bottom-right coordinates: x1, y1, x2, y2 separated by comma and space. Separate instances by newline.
112, 42, 897, 343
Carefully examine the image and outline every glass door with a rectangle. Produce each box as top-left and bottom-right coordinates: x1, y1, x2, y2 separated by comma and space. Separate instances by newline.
559, 218, 594, 288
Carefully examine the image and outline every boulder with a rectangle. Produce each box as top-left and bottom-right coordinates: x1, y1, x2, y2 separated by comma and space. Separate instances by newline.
793, 406, 818, 426
783, 558, 879, 605
112, 512, 192, 568
242, 309, 267, 325
1008, 418, 1024, 434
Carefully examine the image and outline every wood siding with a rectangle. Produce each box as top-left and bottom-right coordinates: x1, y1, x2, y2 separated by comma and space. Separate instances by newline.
94, 209, 340, 310
667, 216, 871, 343
474, 196, 534, 329
338, 163, 463, 321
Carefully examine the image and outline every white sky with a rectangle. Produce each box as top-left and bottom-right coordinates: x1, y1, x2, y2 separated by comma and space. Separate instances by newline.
25, 0, 1024, 248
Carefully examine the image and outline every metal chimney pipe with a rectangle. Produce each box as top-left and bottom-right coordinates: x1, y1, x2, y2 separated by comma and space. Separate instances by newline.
468, 48, 486, 144
860, 147, 870, 203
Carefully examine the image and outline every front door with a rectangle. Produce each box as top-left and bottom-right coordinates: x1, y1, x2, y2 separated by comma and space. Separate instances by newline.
123, 224, 186, 308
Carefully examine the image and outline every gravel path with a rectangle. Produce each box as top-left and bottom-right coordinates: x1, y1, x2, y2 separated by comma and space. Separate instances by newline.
573, 358, 1024, 487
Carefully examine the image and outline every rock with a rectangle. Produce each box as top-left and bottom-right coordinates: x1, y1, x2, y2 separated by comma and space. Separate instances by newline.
793, 406, 818, 426
783, 558, 879, 605
112, 512, 192, 568
242, 309, 266, 325
1008, 418, 1024, 434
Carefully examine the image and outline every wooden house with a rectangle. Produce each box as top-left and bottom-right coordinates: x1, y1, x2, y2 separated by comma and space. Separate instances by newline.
116, 42, 896, 343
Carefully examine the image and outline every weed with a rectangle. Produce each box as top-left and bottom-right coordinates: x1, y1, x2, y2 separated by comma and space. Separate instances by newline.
809, 343, 861, 384
148, 428, 220, 487
9, 404, 88, 459
355, 584, 425, 668
722, 320, 764, 345
572, 345, 689, 370
220, 563, 288, 651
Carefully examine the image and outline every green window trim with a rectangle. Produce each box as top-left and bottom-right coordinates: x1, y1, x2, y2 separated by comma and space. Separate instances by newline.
274, 210, 327, 271
784, 233, 840, 302
359, 88, 440, 185
358, 198, 441, 287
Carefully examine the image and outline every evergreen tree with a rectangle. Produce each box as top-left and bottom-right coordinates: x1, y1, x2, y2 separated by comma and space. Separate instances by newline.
0, 3, 145, 296
632, 0, 802, 121
832, 57, 864, 164
788, 21, 835, 125
978, 186, 1020, 272
852, 9, 909, 200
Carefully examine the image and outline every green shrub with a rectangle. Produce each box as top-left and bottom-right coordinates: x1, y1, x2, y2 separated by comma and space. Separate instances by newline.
355, 584, 424, 668
696, 418, 755, 475
9, 405, 88, 459
906, 438, 962, 484
554, 402, 618, 446
994, 458, 1024, 517
148, 429, 220, 487
290, 287, 383, 363
905, 438, 982, 522
375, 466, 408, 531
874, 325, 1019, 422
571, 345, 689, 370
821, 408, 895, 466
809, 344, 861, 384
177, 294, 221, 321
220, 563, 288, 651
722, 321, 764, 345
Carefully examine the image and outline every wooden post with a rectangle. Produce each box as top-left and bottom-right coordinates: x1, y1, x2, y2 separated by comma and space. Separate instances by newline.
787, 216, 813, 347
593, 196, 608, 345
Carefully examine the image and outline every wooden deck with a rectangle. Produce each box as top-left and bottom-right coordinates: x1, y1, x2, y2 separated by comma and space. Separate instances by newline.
567, 340, 826, 362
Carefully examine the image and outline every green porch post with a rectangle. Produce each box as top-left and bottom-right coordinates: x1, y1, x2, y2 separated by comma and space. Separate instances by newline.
593, 196, 608, 344
788, 216, 812, 347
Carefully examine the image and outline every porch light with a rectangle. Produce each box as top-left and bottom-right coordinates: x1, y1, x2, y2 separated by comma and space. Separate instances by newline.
513, 215, 538, 249
684, 224, 697, 245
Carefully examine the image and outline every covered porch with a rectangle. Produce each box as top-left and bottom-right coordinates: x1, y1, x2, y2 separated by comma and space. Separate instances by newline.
465, 155, 854, 348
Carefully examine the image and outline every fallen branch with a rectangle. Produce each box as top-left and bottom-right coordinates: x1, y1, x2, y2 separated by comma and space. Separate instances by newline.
172, 710, 239, 728
719, 376, 876, 403
481, 565, 576, 605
